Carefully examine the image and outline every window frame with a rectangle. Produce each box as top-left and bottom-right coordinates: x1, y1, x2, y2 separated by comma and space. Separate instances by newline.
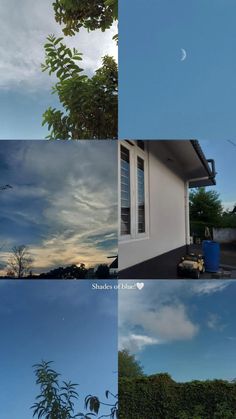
119, 140, 149, 241
120, 143, 132, 237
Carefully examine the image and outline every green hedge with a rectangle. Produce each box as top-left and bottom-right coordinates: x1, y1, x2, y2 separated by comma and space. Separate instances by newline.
119, 374, 236, 418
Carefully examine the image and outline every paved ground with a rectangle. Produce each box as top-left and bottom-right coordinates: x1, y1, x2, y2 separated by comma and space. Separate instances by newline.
119, 245, 188, 279
220, 243, 236, 267
201, 270, 236, 279
191, 243, 236, 279
119, 243, 236, 280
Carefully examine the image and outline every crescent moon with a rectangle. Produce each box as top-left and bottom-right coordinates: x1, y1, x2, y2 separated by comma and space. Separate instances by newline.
181, 48, 187, 62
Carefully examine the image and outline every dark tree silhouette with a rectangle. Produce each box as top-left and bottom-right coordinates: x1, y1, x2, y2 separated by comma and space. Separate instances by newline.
7, 245, 33, 278
38, 264, 88, 279
95, 264, 110, 279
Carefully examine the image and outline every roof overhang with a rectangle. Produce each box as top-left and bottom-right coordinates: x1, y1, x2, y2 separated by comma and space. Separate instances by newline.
148, 140, 216, 188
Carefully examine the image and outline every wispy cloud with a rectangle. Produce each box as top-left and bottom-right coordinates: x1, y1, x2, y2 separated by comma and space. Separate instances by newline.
0, 0, 117, 91
192, 281, 232, 295
0, 141, 117, 274
227, 336, 236, 341
207, 313, 226, 331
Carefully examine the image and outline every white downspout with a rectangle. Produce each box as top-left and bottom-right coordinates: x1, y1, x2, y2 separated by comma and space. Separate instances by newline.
185, 181, 190, 245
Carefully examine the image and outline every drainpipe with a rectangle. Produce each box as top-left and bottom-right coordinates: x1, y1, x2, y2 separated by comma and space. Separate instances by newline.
207, 159, 216, 179
185, 181, 190, 247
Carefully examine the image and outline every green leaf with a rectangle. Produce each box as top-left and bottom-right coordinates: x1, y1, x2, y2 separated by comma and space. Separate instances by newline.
54, 37, 64, 45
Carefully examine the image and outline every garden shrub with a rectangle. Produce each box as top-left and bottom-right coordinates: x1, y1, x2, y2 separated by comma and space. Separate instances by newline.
119, 375, 236, 418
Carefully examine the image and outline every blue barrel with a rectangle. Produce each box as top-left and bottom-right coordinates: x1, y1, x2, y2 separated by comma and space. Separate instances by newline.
202, 240, 220, 272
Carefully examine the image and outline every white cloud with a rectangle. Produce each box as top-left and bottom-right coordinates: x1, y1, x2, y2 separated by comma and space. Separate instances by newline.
119, 282, 199, 352
118, 280, 232, 353
0, 0, 117, 91
138, 305, 198, 342
119, 334, 160, 352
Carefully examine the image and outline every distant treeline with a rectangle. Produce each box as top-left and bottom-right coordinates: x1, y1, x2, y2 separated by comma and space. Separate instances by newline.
0, 263, 117, 279
119, 374, 236, 418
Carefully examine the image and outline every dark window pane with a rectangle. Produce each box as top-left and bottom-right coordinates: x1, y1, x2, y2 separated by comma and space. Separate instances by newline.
120, 146, 130, 235
137, 157, 145, 233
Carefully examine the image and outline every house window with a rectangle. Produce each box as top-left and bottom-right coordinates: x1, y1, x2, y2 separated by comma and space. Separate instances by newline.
120, 145, 131, 235
119, 141, 148, 239
137, 156, 145, 233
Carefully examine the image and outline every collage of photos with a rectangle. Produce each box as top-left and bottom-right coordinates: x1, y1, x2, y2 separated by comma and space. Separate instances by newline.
0, 0, 236, 418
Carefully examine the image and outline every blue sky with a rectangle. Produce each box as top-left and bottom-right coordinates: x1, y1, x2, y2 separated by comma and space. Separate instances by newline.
0, 141, 117, 274
0, 280, 117, 419
0, 0, 117, 139
119, 0, 236, 140
119, 280, 236, 382
0, 91, 60, 139
200, 139, 236, 210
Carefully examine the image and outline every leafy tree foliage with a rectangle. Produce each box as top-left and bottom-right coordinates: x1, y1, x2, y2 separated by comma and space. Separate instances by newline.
189, 188, 223, 225
190, 189, 236, 239
7, 245, 33, 278
42, 0, 118, 139
189, 188, 223, 239
42, 35, 118, 139
219, 209, 236, 228
118, 349, 144, 378
31, 361, 118, 419
53, 0, 118, 36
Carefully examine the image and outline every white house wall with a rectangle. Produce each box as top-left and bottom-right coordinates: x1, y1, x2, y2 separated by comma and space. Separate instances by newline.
119, 144, 187, 270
